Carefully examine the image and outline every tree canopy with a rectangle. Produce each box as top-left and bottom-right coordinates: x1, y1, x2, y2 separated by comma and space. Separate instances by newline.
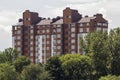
0, 63, 17, 80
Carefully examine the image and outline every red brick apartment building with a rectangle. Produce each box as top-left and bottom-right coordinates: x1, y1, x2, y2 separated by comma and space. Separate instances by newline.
12, 7, 108, 63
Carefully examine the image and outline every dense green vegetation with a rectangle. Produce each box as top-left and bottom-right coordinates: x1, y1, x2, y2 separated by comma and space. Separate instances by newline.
0, 48, 51, 80
0, 28, 120, 80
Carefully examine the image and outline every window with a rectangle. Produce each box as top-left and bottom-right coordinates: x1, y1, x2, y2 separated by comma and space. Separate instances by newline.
14, 26, 17, 30
103, 23, 107, 26
30, 53, 33, 56
47, 47, 49, 50
86, 28, 89, 32
47, 35, 49, 38
57, 40, 61, 44
30, 36, 34, 39
53, 29, 56, 33
53, 35, 56, 39
17, 36, 21, 40
96, 27, 101, 31
30, 47, 33, 51
71, 34, 75, 37
57, 34, 61, 38
66, 15, 71, 18
43, 35, 46, 38
71, 24, 75, 27
86, 23, 90, 26
57, 28, 61, 32
53, 46, 56, 50
97, 23, 102, 26
80, 23, 83, 27
37, 30, 40, 34
30, 41, 33, 45
57, 46, 61, 49
71, 51, 75, 54
42, 30, 45, 33
71, 45, 75, 49
30, 26, 33, 28
47, 41, 49, 44
68, 15, 71, 18
28, 18, 30, 21
53, 25, 56, 27
30, 30, 33, 33
25, 18, 30, 21
71, 39, 75, 43
17, 47, 21, 51
46, 29, 49, 33
71, 28, 75, 32
42, 25, 46, 27
17, 30, 21, 34
79, 28, 83, 32
57, 25, 61, 27
103, 28, 107, 32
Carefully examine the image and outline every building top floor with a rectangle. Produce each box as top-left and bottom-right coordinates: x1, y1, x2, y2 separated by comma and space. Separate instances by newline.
13, 7, 108, 27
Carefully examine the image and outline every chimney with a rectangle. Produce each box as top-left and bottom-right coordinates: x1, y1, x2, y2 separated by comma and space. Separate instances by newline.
85, 15, 88, 17
48, 17, 51, 20
66, 7, 70, 10
25, 10, 30, 12
94, 13, 103, 18
19, 18, 23, 22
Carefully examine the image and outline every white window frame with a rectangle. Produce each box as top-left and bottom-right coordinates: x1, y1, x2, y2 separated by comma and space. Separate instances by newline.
79, 28, 83, 32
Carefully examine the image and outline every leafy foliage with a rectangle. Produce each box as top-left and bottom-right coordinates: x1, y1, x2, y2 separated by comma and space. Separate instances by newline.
0, 63, 17, 80
0, 48, 19, 63
80, 31, 110, 79
45, 56, 63, 80
108, 28, 120, 75
13, 56, 31, 73
60, 54, 91, 80
21, 64, 52, 80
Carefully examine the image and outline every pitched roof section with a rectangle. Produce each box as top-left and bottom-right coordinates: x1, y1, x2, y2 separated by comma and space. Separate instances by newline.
37, 19, 52, 25
52, 19, 63, 24
78, 17, 96, 23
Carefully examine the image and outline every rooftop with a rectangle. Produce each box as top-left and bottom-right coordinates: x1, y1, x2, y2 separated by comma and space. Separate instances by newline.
37, 19, 52, 25
52, 19, 63, 24
78, 17, 96, 23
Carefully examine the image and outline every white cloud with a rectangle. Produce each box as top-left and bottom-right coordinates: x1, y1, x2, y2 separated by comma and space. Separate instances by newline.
98, 8, 107, 17
0, 10, 21, 51
0, 10, 21, 32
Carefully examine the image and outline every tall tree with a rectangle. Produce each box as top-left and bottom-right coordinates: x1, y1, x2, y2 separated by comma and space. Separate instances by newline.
45, 56, 63, 80
0, 48, 19, 63
108, 28, 120, 75
60, 54, 91, 80
80, 31, 110, 79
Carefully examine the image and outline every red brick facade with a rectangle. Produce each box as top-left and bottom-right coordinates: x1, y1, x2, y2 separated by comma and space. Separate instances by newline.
12, 7, 108, 63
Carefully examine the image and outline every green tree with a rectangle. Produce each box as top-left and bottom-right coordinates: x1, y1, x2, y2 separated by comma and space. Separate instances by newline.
0, 48, 19, 63
45, 56, 63, 80
21, 64, 52, 80
60, 54, 91, 80
0, 63, 17, 80
80, 31, 110, 79
108, 28, 120, 75
13, 56, 31, 73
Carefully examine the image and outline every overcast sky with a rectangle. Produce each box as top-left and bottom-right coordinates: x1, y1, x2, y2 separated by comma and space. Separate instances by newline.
0, 0, 120, 51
